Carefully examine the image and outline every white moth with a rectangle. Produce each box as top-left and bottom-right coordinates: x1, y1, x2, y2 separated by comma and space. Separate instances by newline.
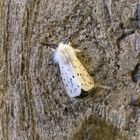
54, 42, 95, 97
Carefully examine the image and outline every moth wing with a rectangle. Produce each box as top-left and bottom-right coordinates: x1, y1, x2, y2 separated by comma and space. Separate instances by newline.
70, 55, 95, 91
59, 63, 81, 97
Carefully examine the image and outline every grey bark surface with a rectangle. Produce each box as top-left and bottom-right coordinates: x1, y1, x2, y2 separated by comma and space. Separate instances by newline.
0, 0, 140, 140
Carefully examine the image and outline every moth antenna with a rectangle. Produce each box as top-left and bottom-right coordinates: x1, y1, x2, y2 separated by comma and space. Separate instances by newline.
40, 42, 58, 49
64, 30, 80, 44
64, 36, 72, 44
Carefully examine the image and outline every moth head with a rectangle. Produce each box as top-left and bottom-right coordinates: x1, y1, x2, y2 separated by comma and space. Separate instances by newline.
58, 42, 72, 48
40, 30, 79, 49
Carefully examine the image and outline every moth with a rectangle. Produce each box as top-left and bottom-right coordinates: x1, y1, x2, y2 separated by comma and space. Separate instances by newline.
53, 42, 95, 97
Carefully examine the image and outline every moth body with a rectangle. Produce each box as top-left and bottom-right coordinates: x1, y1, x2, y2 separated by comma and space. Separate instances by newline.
53, 42, 95, 97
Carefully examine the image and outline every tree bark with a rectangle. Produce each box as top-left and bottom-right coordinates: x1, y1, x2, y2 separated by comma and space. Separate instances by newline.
0, 0, 140, 140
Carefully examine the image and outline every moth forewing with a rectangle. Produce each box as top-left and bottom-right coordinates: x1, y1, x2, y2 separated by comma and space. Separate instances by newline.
70, 53, 95, 91
59, 62, 81, 97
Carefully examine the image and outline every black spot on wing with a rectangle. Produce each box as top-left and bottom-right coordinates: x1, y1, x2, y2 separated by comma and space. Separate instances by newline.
60, 63, 82, 96
89, 82, 92, 85
74, 88, 77, 92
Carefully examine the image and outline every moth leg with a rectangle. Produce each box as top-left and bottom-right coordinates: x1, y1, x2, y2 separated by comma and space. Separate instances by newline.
75, 49, 82, 53
48, 61, 54, 65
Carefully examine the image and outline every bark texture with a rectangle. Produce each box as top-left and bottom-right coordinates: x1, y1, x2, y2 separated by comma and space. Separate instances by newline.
0, 0, 140, 140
